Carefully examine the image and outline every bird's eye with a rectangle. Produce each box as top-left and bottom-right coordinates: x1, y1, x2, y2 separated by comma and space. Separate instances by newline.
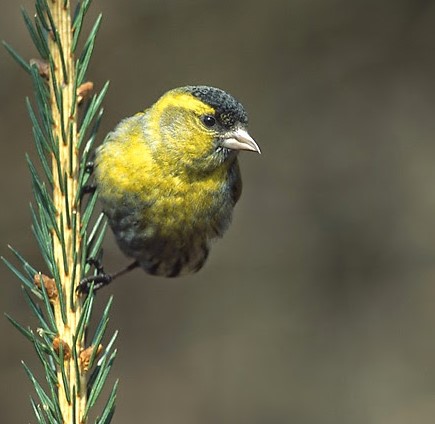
201, 115, 216, 128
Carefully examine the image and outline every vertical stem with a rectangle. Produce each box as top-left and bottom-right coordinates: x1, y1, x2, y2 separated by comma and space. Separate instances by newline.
47, 1, 85, 422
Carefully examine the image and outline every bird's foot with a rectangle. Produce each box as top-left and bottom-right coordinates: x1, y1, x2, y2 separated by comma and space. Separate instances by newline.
76, 259, 140, 295
76, 273, 113, 295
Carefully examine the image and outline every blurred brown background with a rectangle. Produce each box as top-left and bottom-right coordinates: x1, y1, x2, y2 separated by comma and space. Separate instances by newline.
3, 0, 435, 423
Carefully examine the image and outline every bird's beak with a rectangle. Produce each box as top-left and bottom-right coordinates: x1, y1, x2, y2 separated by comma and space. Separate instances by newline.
221, 127, 261, 154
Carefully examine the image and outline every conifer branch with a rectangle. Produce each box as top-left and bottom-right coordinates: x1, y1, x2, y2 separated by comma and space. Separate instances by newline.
3, 1, 117, 423
47, 2, 85, 420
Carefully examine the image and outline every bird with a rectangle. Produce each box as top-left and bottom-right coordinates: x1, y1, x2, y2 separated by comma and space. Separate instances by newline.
78, 85, 260, 292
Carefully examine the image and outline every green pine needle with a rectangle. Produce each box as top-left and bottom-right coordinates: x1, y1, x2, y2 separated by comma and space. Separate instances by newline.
22, 360, 57, 416
76, 13, 102, 86
77, 80, 109, 149
35, 0, 50, 32
22, 287, 55, 334
2, 40, 31, 74
96, 379, 119, 424
5, 313, 34, 342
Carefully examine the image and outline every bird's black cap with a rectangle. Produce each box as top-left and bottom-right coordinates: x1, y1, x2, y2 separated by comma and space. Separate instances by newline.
184, 86, 248, 129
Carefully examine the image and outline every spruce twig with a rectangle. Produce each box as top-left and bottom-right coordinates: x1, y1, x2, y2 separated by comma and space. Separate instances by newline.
3, 1, 117, 422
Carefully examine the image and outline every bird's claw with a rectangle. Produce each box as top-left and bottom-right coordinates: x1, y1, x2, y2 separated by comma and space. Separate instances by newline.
76, 273, 113, 295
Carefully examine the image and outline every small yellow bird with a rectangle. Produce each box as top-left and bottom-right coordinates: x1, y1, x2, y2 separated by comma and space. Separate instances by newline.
79, 86, 260, 292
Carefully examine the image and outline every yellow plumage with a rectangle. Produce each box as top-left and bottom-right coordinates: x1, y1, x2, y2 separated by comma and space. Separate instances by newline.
89, 86, 260, 283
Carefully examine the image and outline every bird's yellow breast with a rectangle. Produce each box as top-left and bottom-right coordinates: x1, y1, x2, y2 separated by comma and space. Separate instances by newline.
96, 118, 230, 237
